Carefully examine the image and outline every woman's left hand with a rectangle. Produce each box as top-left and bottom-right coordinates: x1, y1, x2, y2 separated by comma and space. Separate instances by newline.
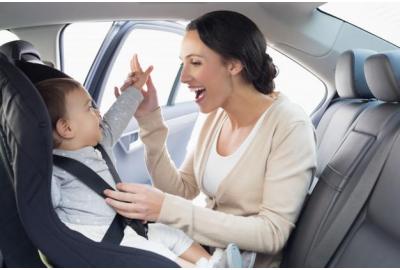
104, 183, 165, 222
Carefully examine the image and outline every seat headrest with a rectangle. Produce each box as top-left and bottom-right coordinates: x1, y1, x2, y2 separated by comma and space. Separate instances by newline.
16, 61, 71, 84
0, 40, 42, 64
0, 40, 70, 83
364, 50, 400, 102
335, 49, 376, 99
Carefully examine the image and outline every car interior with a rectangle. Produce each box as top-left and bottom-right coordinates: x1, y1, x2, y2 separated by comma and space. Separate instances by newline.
0, 2, 400, 267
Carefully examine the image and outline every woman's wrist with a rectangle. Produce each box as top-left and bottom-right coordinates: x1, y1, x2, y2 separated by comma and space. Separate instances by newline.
136, 106, 163, 127
135, 106, 160, 119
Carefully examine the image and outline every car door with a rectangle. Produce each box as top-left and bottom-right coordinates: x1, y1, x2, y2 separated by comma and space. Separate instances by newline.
84, 21, 198, 184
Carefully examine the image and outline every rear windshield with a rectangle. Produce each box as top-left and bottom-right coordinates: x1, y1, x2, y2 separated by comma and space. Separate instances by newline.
320, 2, 400, 46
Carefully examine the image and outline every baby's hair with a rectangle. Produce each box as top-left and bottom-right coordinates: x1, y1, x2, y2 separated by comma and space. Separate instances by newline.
36, 78, 83, 147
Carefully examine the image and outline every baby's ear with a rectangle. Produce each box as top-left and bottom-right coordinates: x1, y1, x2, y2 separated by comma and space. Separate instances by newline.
55, 118, 74, 139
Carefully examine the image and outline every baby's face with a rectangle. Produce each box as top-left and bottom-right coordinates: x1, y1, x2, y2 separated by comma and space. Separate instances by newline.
64, 87, 102, 147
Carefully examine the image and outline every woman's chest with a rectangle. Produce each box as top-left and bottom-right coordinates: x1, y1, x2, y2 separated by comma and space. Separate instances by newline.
216, 123, 254, 156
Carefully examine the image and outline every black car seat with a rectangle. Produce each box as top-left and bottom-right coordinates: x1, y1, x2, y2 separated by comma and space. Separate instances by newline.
282, 50, 400, 267
0, 40, 69, 83
310, 49, 378, 192
0, 41, 178, 267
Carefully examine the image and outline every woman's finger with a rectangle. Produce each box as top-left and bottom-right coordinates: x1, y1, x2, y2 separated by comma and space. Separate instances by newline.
114, 87, 120, 98
105, 197, 135, 212
146, 75, 156, 93
115, 210, 145, 220
143, 65, 154, 81
116, 182, 147, 194
104, 189, 136, 203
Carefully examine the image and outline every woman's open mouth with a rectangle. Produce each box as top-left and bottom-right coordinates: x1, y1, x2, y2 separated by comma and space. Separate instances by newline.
192, 87, 206, 102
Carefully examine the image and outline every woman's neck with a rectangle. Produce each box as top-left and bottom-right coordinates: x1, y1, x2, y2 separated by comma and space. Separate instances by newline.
222, 85, 276, 130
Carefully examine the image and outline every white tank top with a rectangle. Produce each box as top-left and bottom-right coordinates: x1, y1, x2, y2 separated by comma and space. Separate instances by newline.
202, 108, 270, 196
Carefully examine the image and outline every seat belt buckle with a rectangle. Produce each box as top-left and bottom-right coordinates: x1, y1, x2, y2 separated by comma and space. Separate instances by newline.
124, 218, 149, 239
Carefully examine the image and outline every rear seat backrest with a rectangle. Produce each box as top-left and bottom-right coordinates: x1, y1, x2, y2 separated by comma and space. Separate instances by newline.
283, 50, 400, 267
327, 50, 400, 267
312, 49, 377, 191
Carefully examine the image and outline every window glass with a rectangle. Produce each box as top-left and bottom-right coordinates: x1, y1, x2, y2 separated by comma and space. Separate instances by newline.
0, 30, 19, 46
100, 28, 184, 114
320, 2, 400, 46
174, 79, 193, 104
269, 47, 325, 114
62, 22, 112, 84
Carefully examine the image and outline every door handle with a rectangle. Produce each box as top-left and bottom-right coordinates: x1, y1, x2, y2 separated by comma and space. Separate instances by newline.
118, 131, 142, 153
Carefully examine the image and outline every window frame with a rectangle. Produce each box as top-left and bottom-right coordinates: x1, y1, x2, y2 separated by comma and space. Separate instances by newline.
74, 20, 185, 107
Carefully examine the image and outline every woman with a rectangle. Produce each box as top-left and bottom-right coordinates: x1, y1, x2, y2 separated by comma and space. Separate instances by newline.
105, 10, 317, 267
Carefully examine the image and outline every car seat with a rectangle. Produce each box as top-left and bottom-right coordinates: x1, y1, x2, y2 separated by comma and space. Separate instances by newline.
0, 41, 179, 267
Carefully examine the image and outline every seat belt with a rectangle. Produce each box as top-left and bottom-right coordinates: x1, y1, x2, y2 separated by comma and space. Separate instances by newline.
308, 129, 400, 267
95, 144, 149, 240
53, 144, 148, 244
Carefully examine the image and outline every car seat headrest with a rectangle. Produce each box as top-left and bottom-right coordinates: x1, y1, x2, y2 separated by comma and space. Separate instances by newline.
16, 61, 71, 84
364, 50, 400, 102
0, 40, 42, 65
335, 49, 376, 99
0, 40, 70, 83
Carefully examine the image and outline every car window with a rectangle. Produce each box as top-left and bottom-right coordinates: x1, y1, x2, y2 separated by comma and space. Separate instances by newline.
61, 22, 112, 84
269, 47, 325, 115
100, 27, 185, 114
320, 2, 400, 46
0, 30, 19, 46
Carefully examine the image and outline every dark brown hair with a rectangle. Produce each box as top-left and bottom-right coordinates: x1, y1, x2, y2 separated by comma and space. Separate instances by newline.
187, 10, 278, 94
36, 78, 82, 147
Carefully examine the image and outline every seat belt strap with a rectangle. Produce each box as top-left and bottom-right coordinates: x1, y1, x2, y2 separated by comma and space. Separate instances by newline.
53, 152, 148, 243
308, 129, 400, 267
95, 144, 149, 239
53, 155, 113, 198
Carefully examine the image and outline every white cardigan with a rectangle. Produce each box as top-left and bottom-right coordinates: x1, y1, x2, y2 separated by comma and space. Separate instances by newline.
137, 93, 317, 267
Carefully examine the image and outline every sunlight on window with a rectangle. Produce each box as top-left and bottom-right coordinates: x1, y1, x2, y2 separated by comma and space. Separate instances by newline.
62, 22, 112, 84
320, 2, 400, 46
101, 28, 184, 114
269, 47, 325, 115
0, 30, 19, 46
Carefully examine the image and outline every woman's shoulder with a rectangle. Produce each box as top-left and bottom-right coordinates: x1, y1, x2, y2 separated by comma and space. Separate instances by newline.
270, 93, 311, 126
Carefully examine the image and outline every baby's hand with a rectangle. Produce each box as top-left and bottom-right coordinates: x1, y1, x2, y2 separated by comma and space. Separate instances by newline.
129, 54, 153, 90
114, 54, 153, 98
114, 73, 139, 98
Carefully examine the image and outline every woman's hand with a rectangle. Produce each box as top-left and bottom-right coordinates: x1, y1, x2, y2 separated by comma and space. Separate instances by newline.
104, 183, 165, 222
131, 55, 159, 118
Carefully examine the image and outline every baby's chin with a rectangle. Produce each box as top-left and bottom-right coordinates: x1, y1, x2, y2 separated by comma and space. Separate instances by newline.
96, 133, 103, 145
90, 133, 102, 146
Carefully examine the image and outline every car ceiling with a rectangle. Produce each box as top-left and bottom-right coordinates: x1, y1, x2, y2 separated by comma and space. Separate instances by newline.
0, 2, 323, 30
0, 2, 397, 89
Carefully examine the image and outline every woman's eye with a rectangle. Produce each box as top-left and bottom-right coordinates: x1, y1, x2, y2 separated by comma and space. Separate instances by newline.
191, 61, 201, 66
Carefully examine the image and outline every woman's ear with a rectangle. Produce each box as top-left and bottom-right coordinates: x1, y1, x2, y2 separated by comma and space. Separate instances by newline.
228, 59, 243, 76
55, 118, 74, 139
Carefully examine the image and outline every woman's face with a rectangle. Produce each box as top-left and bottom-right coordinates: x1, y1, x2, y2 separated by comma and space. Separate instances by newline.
180, 30, 234, 113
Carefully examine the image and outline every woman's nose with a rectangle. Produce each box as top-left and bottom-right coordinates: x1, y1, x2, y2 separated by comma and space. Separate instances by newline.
180, 64, 191, 84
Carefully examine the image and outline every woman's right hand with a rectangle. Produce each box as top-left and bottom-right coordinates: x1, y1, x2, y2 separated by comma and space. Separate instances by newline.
130, 54, 160, 118
134, 74, 159, 118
